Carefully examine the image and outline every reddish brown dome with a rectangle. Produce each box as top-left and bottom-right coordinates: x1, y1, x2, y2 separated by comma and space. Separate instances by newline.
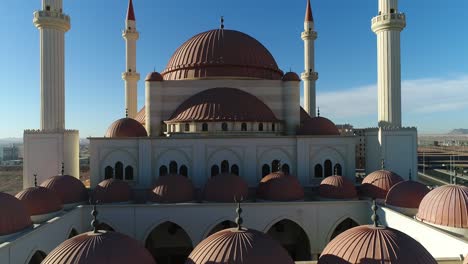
416, 185, 468, 228
0, 193, 32, 236
319, 225, 436, 264
385, 180, 430, 209
297, 116, 340, 136
203, 173, 248, 202
94, 179, 132, 204
145, 71, 164, 82
42, 231, 155, 264
105, 117, 148, 138
162, 29, 283, 80
319, 175, 357, 199
135, 107, 146, 126
41, 175, 88, 205
167, 88, 279, 123
282, 72, 301, 82
16, 187, 62, 216
186, 227, 294, 264
257, 172, 304, 201
150, 174, 194, 203
361, 170, 403, 199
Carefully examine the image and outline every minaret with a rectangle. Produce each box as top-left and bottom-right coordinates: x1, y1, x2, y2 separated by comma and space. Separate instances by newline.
34, 0, 70, 131
372, 0, 406, 127
301, 0, 318, 117
122, 0, 140, 118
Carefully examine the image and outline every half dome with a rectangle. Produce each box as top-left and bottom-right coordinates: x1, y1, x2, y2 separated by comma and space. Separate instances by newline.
257, 172, 304, 201
162, 29, 283, 80
282, 72, 301, 82
186, 227, 294, 264
297, 116, 340, 136
416, 185, 468, 229
0, 193, 32, 237
319, 175, 357, 200
167, 88, 278, 123
151, 174, 194, 203
319, 225, 436, 263
15, 187, 62, 222
361, 170, 403, 199
105, 117, 148, 138
94, 179, 132, 204
42, 231, 155, 264
203, 173, 248, 202
40, 175, 88, 208
385, 180, 430, 209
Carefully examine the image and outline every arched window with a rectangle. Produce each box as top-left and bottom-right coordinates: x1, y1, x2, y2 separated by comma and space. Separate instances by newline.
334, 164, 342, 175
68, 228, 78, 239
271, 160, 280, 172
221, 160, 229, 173
330, 218, 359, 241
115, 162, 123, 180
105, 166, 113, 179
202, 123, 208, 131
231, 164, 239, 175
185, 123, 190, 132
169, 161, 178, 174
28, 251, 47, 264
314, 164, 323, 178
159, 166, 168, 177
324, 160, 333, 177
211, 165, 220, 177
258, 123, 264, 131
222, 123, 228, 131
272, 123, 276, 131
125, 166, 134, 181
241, 123, 247, 131
179, 165, 188, 177
262, 164, 270, 177
282, 164, 290, 175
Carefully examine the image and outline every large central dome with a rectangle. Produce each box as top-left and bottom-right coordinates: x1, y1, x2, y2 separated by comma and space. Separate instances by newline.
162, 29, 283, 80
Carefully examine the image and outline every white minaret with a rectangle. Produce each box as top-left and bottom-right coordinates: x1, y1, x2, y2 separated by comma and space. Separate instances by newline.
372, 0, 406, 127
34, 0, 70, 130
301, 0, 318, 117
122, 0, 140, 118
25, 0, 79, 188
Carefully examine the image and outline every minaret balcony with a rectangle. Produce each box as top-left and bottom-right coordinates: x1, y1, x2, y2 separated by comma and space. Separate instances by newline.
371, 13, 406, 32
33, 11, 70, 32
122, 72, 140, 80
301, 30, 317, 40
122, 29, 139, 40
301, 71, 318, 81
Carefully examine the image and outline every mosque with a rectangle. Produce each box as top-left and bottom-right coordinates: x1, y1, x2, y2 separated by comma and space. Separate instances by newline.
0, 0, 467, 263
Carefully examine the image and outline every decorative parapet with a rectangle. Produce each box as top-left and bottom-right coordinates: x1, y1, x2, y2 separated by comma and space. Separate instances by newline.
301, 30, 317, 40
122, 28, 139, 40
371, 13, 406, 32
301, 71, 319, 81
122, 72, 141, 80
24, 129, 79, 135
363, 126, 417, 132
33, 10, 70, 32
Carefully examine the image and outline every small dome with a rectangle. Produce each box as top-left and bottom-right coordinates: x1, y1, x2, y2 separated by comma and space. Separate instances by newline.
203, 173, 248, 202
361, 170, 403, 199
282, 72, 301, 82
94, 179, 132, 204
150, 174, 194, 203
385, 180, 430, 209
162, 29, 283, 80
105, 118, 148, 138
41, 175, 88, 205
15, 187, 62, 216
0, 193, 32, 236
416, 185, 468, 229
257, 172, 304, 201
42, 231, 155, 264
186, 227, 294, 264
145, 71, 164, 82
319, 225, 436, 264
297, 116, 340, 136
167, 88, 279, 123
319, 175, 357, 199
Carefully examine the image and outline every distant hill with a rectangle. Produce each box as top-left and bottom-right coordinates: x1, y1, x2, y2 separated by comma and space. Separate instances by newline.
449, 129, 468, 135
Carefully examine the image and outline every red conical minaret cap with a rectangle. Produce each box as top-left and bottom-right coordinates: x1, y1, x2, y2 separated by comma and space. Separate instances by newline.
127, 0, 136, 21
305, 0, 313, 22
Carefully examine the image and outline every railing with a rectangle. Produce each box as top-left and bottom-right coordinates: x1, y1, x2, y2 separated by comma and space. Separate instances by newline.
372, 13, 405, 24
33, 10, 70, 22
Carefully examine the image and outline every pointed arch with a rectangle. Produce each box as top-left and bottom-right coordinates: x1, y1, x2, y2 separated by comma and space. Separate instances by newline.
159, 165, 168, 177
334, 163, 342, 175
125, 165, 134, 181
115, 162, 123, 180
324, 160, 332, 177
328, 217, 359, 242
221, 160, 229, 173
179, 165, 188, 177
145, 221, 193, 264
211, 165, 220, 178
68, 228, 78, 239
231, 164, 239, 176
262, 164, 270, 177
282, 164, 290, 175
169, 161, 178, 174
266, 219, 311, 261
28, 250, 47, 264
272, 159, 280, 172
105, 166, 113, 179
314, 164, 323, 178
205, 220, 237, 237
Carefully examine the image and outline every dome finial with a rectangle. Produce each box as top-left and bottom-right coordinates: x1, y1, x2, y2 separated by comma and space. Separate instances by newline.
125, 108, 129, 118
381, 159, 385, 170
371, 199, 380, 227
317, 106, 320, 117
305, 0, 314, 22
220, 16, 225, 29
90, 198, 100, 233
234, 196, 244, 230
34, 174, 38, 187
409, 169, 412, 181
61, 162, 64, 175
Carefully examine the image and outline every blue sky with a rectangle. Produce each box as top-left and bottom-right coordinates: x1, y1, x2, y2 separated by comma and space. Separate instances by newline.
1, 0, 467, 138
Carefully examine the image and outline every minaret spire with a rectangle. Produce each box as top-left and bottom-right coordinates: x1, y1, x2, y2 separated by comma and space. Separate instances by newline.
301, 0, 318, 117
122, 0, 140, 118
